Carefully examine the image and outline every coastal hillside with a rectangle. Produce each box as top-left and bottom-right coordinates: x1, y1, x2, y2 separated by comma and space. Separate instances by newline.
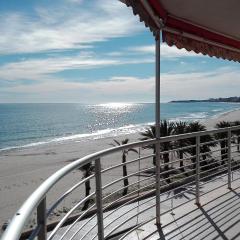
171, 96, 240, 103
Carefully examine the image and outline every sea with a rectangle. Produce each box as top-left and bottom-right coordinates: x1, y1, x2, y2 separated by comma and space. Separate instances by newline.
1, 102, 240, 151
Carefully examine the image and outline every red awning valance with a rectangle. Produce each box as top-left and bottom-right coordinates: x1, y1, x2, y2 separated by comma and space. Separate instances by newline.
122, 0, 240, 62
163, 31, 240, 62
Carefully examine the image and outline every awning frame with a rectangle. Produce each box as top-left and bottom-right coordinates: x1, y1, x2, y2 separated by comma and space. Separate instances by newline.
123, 0, 240, 62
121, 0, 240, 227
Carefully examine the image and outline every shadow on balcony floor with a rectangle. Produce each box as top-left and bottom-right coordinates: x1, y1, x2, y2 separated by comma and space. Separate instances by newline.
125, 180, 240, 240
50, 171, 240, 240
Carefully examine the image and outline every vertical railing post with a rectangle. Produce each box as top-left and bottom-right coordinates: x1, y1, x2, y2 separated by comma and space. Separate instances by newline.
37, 197, 47, 240
227, 129, 232, 189
195, 135, 200, 206
155, 29, 161, 226
95, 158, 104, 240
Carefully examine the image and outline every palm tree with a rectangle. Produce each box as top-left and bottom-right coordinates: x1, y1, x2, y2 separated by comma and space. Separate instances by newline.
140, 120, 175, 183
79, 162, 94, 211
111, 139, 138, 196
160, 120, 175, 181
140, 125, 156, 165
173, 121, 189, 172
199, 134, 217, 170
232, 121, 240, 152
215, 121, 231, 165
186, 122, 216, 171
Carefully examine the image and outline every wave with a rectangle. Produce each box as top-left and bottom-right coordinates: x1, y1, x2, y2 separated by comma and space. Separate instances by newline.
212, 108, 223, 112
182, 112, 208, 119
210, 107, 240, 119
169, 112, 208, 122
2, 105, 240, 153
0, 122, 153, 152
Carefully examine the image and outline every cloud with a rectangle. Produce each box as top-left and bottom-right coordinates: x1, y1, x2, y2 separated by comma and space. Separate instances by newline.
66, 0, 84, 3
2, 67, 240, 103
0, 52, 153, 82
160, 67, 240, 101
0, 0, 143, 54
1, 76, 154, 99
0, 54, 118, 81
0, 76, 154, 103
0, 1, 238, 103
129, 44, 201, 58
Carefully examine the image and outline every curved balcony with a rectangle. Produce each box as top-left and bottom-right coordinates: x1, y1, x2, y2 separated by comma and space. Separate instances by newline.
2, 126, 240, 240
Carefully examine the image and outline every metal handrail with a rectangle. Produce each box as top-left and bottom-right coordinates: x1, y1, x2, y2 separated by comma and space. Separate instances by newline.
2, 125, 240, 240
1, 138, 156, 240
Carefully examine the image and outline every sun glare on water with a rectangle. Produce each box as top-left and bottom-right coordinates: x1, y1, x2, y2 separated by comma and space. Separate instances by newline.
98, 102, 134, 109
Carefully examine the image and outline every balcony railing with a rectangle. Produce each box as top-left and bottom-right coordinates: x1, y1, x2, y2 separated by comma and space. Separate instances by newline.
2, 126, 240, 240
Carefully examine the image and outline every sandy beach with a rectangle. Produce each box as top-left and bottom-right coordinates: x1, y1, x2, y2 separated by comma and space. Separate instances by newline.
0, 132, 143, 230
1, 108, 240, 231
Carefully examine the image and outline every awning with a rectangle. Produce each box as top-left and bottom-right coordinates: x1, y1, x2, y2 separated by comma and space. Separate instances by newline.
121, 0, 240, 62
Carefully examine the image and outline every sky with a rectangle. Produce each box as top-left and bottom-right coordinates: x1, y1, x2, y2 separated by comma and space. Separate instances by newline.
0, 0, 239, 103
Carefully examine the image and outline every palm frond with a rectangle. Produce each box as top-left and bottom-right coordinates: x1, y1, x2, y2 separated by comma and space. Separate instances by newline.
127, 148, 139, 154
215, 121, 231, 129
215, 121, 231, 139
113, 139, 120, 146
231, 121, 240, 135
122, 139, 129, 145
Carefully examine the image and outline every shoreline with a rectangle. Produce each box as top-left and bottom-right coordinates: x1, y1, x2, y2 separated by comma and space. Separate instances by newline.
2, 106, 240, 154
1, 108, 240, 230
203, 108, 240, 129
0, 123, 152, 154
209, 107, 240, 120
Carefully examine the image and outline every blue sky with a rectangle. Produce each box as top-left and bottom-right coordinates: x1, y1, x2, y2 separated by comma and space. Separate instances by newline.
0, 0, 239, 103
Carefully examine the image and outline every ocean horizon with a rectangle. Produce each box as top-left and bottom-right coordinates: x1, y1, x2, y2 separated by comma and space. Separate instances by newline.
1, 102, 240, 151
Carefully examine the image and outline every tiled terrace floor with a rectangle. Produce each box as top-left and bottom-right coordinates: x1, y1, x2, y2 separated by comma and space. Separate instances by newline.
125, 173, 240, 240
52, 171, 240, 240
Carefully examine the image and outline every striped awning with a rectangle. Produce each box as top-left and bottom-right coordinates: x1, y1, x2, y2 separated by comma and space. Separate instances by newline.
121, 0, 240, 62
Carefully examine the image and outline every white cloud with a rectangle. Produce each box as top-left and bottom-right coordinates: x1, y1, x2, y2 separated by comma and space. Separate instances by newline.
130, 44, 201, 58
0, 54, 118, 81
66, 0, 84, 3
160, 67, 240, 101
2, 76, 154, 96
2, 67, 240, 103
0, 1, 238, 103
0, 0, 143, 54
0, 53, 153, 82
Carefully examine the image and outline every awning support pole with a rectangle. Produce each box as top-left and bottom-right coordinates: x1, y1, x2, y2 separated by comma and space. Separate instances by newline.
155, 30, 161, 226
